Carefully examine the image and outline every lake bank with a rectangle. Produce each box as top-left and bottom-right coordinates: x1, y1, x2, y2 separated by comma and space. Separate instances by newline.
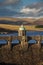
0, 24, 43, 31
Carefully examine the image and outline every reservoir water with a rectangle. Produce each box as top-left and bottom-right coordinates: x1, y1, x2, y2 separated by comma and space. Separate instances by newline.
0, 31, 43, 44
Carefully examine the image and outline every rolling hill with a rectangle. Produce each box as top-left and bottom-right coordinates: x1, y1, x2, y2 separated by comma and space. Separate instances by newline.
0, 17, 36, 25
33, 18, 43, 25
0, 17, 43, 25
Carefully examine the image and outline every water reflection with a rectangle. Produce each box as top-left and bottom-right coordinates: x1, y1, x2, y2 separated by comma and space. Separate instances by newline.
12, 40, 19, 44
0, 32, 18, 36
0, 31, 43, 44
28, 40, 36, 44
0, 40, 7, 44
26, 31, 43, 36
0, 31, 43, 36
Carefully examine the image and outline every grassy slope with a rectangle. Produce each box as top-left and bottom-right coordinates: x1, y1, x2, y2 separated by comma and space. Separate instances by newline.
0, 17, 36, 23
0, 17, 43, 31
0, 24, 43, 31
0, 17, 43, 24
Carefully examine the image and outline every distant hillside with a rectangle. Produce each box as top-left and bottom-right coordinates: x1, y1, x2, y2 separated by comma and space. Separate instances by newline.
0, 20, 32, 25
0, 17, 36, 25
0, 17, 43, 25
33, 18, 43, 25
0, 17, 36, 22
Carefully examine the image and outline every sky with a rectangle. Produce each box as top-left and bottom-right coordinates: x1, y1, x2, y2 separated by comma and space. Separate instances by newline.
0, 0, 43, 18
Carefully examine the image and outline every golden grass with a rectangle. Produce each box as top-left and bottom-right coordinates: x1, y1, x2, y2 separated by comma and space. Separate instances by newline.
0, 17, 20, 21
0, 17, 43, 31
0, 17, 36, 23
0, 24, 43, 31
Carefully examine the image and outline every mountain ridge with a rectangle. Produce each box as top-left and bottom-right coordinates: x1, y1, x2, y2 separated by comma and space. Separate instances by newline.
0, 17, 43, 25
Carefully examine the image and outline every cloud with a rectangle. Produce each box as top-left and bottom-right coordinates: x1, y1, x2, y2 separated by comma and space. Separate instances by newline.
5, 0, 19, 4
20, 7, 41, 14
0, 0, 20, 6
19, 2, 43, 17
26, 2, 43, 9
0, 1, 43, 18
